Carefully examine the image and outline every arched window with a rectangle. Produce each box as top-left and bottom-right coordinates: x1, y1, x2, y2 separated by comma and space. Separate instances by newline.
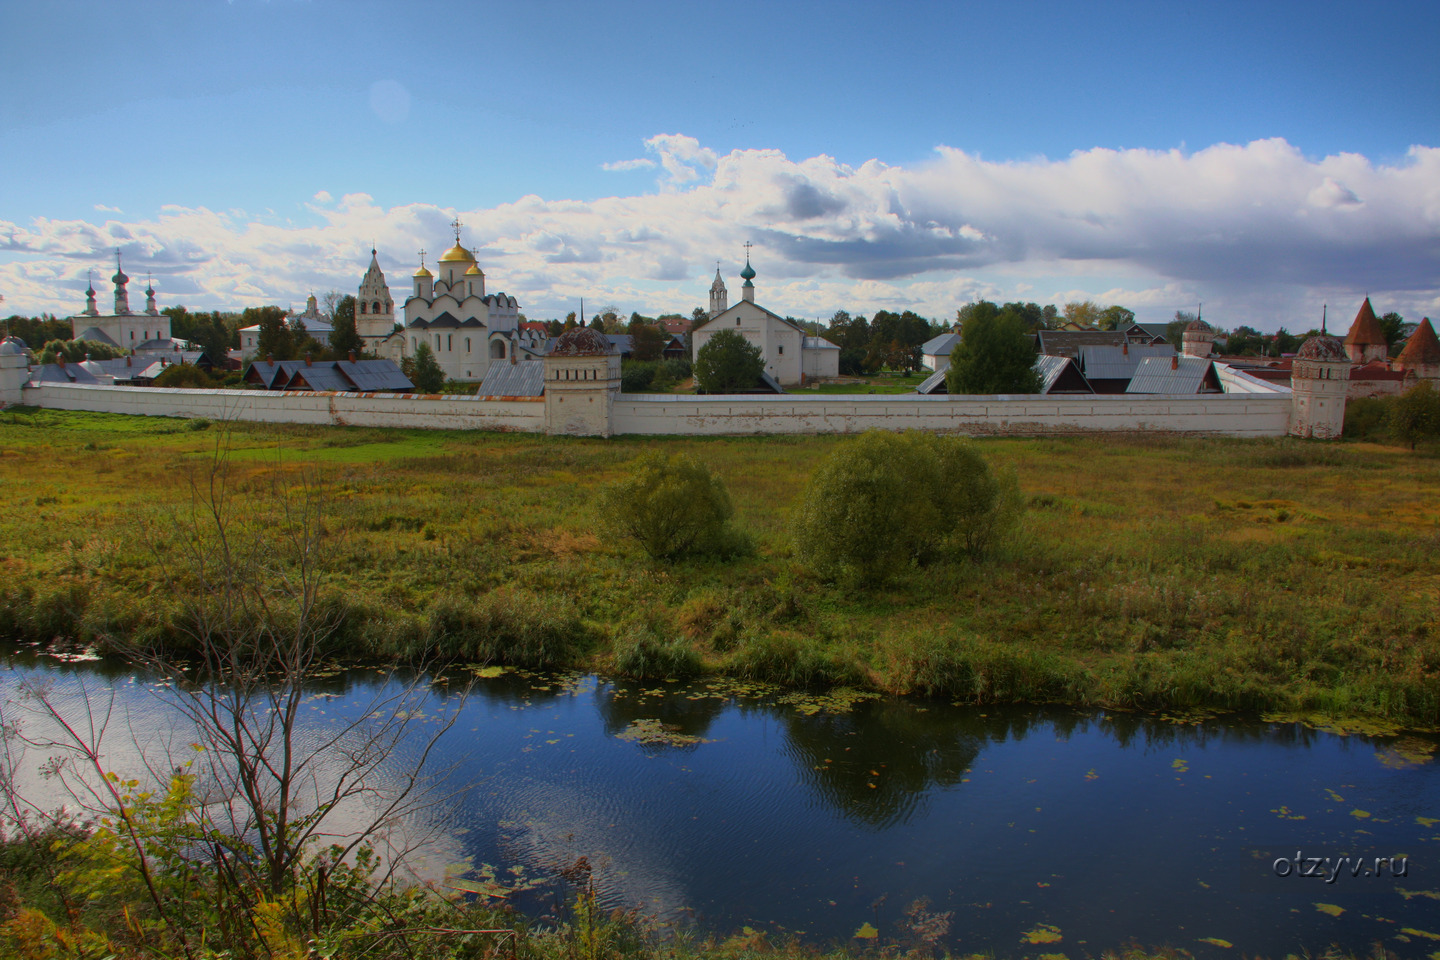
373, 300, 381, 314
359, 301, 367, 315
490, 340, 505, 359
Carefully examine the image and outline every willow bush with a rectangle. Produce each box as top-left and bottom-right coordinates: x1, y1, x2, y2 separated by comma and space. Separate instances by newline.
791, 431, 1021, 583
598, 452, 749, 561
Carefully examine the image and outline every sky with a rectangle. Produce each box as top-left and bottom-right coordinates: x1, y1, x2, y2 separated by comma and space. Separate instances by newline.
2, 0, 1438, 333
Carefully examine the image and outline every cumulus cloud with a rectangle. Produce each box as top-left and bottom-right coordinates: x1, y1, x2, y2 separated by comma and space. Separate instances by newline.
312, 190, 334, 204
4, 136, 1439, 330
93, 204, 122, 213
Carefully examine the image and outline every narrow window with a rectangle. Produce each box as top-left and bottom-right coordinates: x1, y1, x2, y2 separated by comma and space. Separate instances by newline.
736, 318, 740, 326
466, 338, 471, 352
778, 345, 784, 355
448, 334, 453, 351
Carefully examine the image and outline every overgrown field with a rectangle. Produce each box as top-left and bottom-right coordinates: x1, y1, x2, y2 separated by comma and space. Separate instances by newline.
2, 407, 1438, 725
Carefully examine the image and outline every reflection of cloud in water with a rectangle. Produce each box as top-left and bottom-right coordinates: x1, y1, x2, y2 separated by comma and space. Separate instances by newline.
492, 778, 692, 923
0, 667, 467, 887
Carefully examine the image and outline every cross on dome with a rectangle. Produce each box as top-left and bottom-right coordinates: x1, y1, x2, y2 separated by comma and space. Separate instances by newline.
451, 217, 464, 243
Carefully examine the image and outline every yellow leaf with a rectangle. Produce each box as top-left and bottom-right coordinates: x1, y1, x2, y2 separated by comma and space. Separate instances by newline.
854, 923, 879, 940
1198, 938, 1233, 948
1023, 924, 1063, 944
1315, 903, 1345, 917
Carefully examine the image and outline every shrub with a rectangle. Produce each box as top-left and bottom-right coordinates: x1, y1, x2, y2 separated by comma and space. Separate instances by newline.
152, 363, 213, 389
1344, 396, 1392, 441
792, 431, 1021, 582
1390, 381, 1440, 449
694, 329, 764, 393
620, 360, 657, 392
613, 626, 702, 679
598, 452, 739, 561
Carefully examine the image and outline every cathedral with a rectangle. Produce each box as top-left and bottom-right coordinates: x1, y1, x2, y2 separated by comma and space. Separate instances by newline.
69, 254, 172, 349
370, 220, 537, 381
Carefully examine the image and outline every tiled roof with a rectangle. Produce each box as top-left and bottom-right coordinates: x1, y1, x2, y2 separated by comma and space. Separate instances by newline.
1396, 318, 1440, 365
1344, 298, 1386, 346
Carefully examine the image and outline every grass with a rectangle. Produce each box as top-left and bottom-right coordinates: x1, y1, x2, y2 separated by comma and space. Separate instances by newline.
2, 407, 1438, 726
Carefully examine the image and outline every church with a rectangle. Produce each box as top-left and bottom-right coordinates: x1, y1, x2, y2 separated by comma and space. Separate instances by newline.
387, 220, 539, 382
689, 253, 839, 386
69, 254, 173, 350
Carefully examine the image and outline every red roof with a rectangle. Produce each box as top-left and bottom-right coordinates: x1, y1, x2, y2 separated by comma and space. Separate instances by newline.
519, 321, 550, 333
657, 318, 689, 335
1344, 297, 1386, 346
1350, 360, 1405, 381
1396, 318, 1440, 365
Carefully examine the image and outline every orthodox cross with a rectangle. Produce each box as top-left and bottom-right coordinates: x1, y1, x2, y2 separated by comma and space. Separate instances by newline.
743, 241, 753, 259
418, 248, 427, 268
451, 217, 463, 243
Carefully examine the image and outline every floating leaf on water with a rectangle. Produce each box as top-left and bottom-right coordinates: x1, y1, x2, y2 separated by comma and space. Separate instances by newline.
1376, 737, 1438, 770
1172, 759, 1189, 773
1402, 928, 1440, 941
616, 718, 709, 747
777, 687, 878, 716
1418, 817, 1440, 828
470, 665, 508, 678
1271, 806, 1306, 821
1084, 769, 1098, 781
1398, 889, 1440, 901
1198, 938, 1233, 948
1351, 809, 1372, 819
1039, 954, 1069, 960
1315, 903, 1345, 917
1022, 924, 1063, 944
1325, 788, 1345, 803
853, 923, 879, 940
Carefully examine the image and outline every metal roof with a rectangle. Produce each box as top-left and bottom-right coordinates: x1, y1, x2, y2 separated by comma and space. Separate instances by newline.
915, 368, 948, 394
921, 332, 961, 356
803, 336, 840, 350
30, 362, 99, 385
1077, 343, 1174, 380
337, 359, 413, 392
75, 326, 121, 347
286, 364, 352, 392
1035, 354, 1092, 393
1126, 356, 1217, 394
477, 359, 545, 397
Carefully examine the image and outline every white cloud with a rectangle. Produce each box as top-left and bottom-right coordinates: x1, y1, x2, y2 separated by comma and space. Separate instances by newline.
601, 158, 656, 173
93, 204, 122, 213
3, 136, 1439, 331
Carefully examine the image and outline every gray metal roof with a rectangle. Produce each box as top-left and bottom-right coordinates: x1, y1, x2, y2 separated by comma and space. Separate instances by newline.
1077, 343, 1174, 380
30, 362, 99, 385
1034, 354, 1092, 393
477, 359, 545, 397
916, 368, 948, 394
75, 327, 121, 347
921, 332, 961, 356
286, 364, 352, 392
803, 336, 840, 350
1126, 356, 1217, 394
0, 336, 28, 356
337, 359, 413, 392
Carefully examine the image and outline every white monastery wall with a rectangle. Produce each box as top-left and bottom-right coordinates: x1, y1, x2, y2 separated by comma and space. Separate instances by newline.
612, 393, 1292, 437
26, 383, 545, 432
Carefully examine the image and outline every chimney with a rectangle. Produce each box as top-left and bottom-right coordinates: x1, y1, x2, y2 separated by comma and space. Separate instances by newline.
1171, 355, 1178, 370
125, 355, 132, 367
1122, 341, 1128, 355
348, 350, 357, 363
305, 353, 312, 367
56, 354, 65, 368
267, 353, 274, 366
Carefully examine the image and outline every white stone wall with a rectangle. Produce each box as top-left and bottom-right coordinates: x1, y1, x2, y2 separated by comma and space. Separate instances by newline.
612, 393, 1293, 437
802, 346, 840, 380
26, 383, 545, 432
692, 302, 804, 385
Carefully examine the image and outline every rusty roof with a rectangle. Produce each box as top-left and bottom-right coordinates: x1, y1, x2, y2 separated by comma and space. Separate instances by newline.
1396, 318, 1440, 366
1344, 297, 1386, 346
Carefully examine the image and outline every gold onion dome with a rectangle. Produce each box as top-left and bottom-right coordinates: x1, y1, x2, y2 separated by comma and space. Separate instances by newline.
465, 262, 484, 276
413, 264, 433, 277
439, 243, 476, 263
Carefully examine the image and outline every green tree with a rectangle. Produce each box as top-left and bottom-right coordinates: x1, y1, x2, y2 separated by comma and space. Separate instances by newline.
627, 318, 666, 362
1000, 302, 1048, 331
1391, 380, 1440, 449
1063, 300, 1102, 328
4, 314, 71, 349
406, 341, 444, 393
597, 452, 743, 560
1097, 305, 1136, 331
694, 328, 764, 393
791, 431, 1021, 583
1380, 312, 1406, 353
1166, 311, 1196, 349
946, 303, 1042, 394
38, 338, 124, 364
151, 362, 214, 388
249, 306, 292, 360
328, 295, 363, 357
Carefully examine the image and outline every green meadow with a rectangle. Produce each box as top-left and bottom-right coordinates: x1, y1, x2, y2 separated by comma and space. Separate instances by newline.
1, 407, 1437, 727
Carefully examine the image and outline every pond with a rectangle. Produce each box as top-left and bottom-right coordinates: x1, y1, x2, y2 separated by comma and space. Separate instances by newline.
3, 651, 1437, 957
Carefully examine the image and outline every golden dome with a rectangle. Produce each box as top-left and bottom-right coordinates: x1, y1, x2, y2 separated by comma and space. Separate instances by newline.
413, 265, 433, 277
438, 243, 475, 263
465, 263, 484, 276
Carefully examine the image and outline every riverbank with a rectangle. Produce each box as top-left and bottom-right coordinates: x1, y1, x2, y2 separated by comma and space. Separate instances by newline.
1, 407, 1437, 726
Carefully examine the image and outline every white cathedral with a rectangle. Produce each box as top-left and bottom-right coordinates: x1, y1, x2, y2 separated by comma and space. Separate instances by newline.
358, 220, 544, 382
69, 254, 173, 349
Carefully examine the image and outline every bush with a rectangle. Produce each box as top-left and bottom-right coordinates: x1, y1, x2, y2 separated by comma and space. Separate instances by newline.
1391, 381, 1440, 449
1344, 396, 1393, 441
620, 360, 657, 392
694, 329, 764, 393
598, 452, 739, 561
792, 431, 1021, 583
152, 363, 213, 389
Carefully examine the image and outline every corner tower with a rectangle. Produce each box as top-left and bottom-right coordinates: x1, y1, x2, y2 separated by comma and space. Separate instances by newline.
1289, 333, 1350, 439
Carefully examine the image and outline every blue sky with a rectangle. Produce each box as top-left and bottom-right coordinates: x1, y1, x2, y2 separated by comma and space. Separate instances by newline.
3, 0, 1438, 331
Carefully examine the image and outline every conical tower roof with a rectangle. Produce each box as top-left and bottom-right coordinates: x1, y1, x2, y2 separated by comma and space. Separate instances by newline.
1396, 318, 1440, 365
1344, 297, 1386, 346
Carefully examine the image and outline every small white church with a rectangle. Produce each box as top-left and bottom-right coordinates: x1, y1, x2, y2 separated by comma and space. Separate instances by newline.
689, 253, 839, 386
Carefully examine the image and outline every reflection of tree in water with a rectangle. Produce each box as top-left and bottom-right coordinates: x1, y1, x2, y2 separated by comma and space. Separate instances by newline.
593, 679, 728, 747
778, 699, 987, 829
